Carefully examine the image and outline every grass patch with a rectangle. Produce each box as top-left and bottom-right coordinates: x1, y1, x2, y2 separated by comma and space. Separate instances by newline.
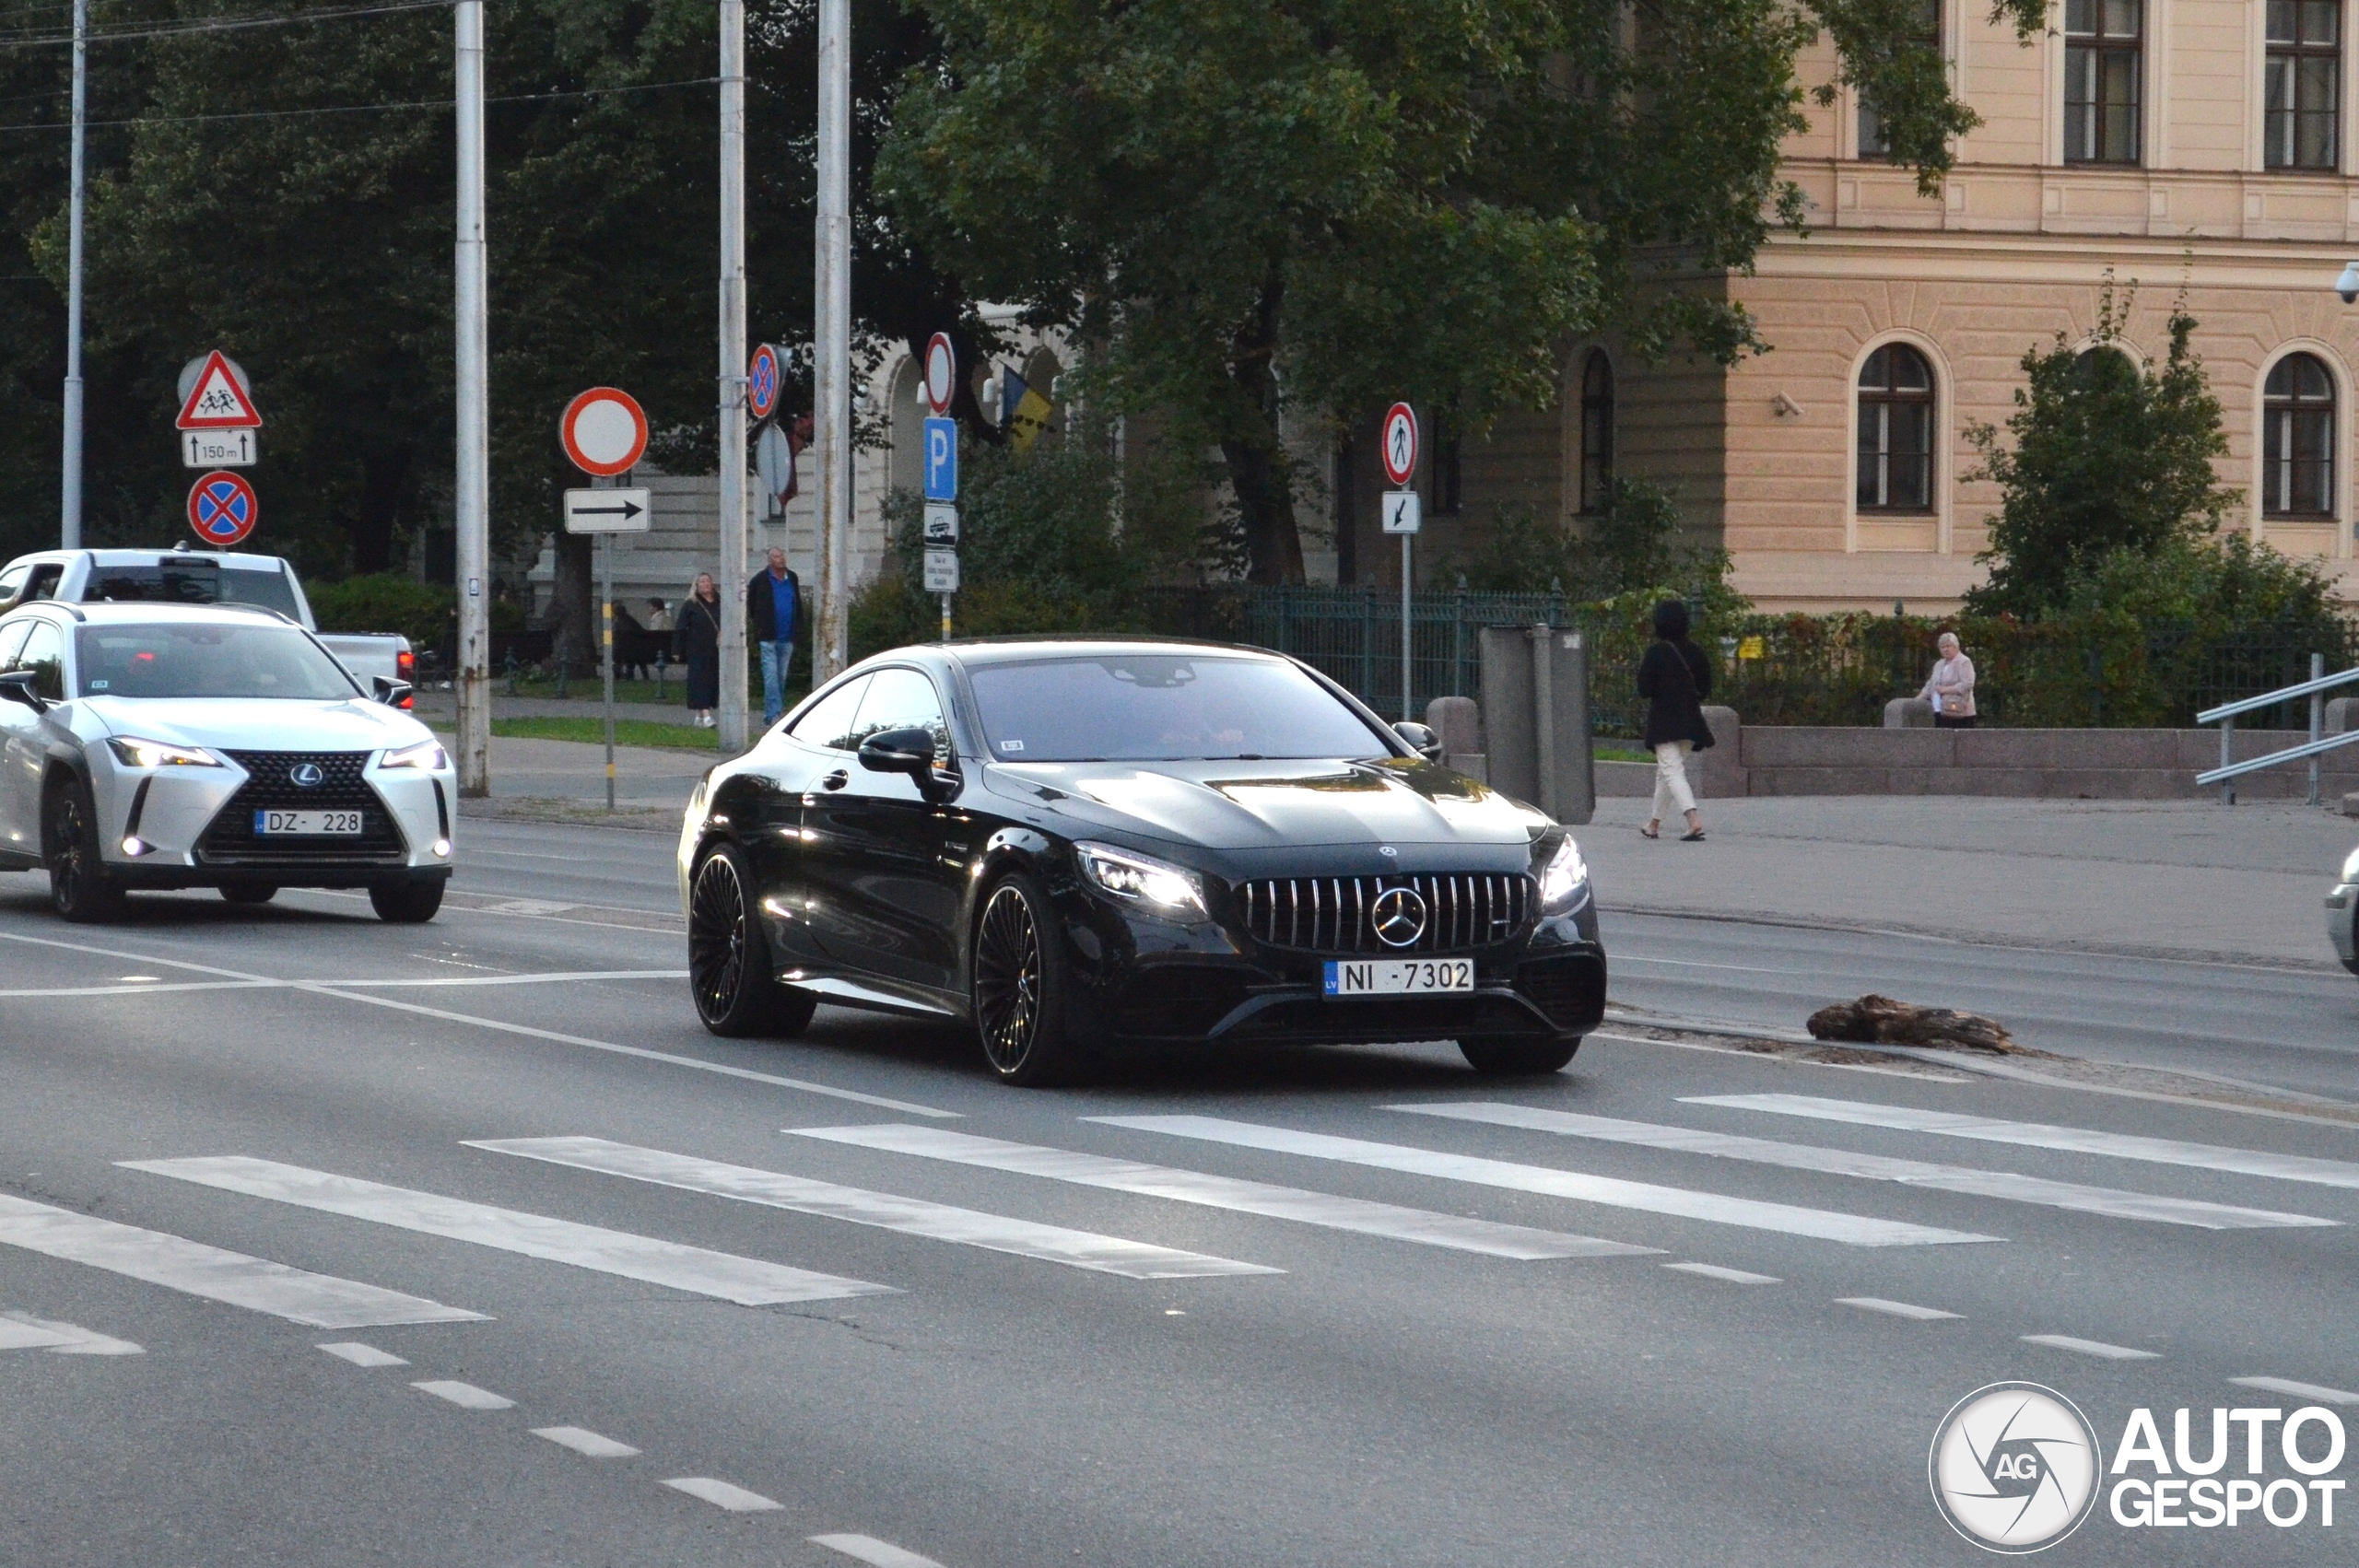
1595, 744, 1654, 764
491, 716, 719, 751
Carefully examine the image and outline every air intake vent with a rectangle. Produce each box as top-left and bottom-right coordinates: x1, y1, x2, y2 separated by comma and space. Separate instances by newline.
1237, 873, 1530, 954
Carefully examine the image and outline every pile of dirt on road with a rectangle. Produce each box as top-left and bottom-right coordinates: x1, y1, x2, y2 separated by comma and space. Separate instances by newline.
1806, 993, 2022, 1055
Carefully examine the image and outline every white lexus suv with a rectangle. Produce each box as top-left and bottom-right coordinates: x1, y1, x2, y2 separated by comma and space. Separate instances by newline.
0, 601, 455, 922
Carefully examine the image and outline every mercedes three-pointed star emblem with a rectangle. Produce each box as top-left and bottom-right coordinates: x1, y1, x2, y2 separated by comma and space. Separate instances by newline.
1370, 884, 1427, 948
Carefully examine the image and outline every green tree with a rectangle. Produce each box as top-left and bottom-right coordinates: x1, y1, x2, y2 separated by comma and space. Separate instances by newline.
878, 0, 2044, 583
1966, 281, 2239, 619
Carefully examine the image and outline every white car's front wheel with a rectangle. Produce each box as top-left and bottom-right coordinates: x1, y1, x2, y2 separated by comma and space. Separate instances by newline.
44, 777, 127, 924
370, 880, 444, 923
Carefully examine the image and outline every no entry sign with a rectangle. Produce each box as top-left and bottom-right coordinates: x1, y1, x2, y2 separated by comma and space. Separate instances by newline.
187, 470, 258, 546
559, 387, 649, 477
1380, 403, 1418, 487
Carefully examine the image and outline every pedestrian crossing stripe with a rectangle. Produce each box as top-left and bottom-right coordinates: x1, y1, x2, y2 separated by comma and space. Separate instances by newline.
786, 1125, 1656, 1260
1684, 1094, 2359, 1189
467, 1135, 1281, 1280
1086, 1116, 2002, 1247
1391, 1103, 2335, 1230
121, 1156, 894, 1307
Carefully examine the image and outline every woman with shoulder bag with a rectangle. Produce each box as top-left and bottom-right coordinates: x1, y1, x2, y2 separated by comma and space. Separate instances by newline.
1636, 599, 1713, 842
673, 574, 723, 729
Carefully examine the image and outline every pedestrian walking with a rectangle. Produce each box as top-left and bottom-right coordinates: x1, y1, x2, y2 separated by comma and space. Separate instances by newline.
611, 598, 646, 680
643, 598, 672, 634
747, 546, 802, 727
1637, 598, 1713, 842
1920, 631, 1977, 729
674, 574, 722, 729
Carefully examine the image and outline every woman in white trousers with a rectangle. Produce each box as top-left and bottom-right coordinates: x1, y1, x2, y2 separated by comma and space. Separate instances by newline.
1636, 599, 1713, 841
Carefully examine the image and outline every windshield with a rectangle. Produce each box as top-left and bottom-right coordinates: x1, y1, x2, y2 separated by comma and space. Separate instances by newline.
83, 559, 302, 620
967, 653, 1394, 763
75, 623, 361, 701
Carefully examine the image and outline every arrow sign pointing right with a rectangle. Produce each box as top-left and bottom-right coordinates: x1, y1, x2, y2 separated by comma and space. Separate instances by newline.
563, 486, 653, 534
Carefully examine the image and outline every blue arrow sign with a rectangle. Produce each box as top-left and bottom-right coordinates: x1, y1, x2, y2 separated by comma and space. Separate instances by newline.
922, 415, 957, 502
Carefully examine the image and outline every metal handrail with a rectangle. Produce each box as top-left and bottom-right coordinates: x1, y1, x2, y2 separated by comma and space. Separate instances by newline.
2195, 666, 2359, 724
2196, 727, 2359, 786
2196, 654, 2352, 804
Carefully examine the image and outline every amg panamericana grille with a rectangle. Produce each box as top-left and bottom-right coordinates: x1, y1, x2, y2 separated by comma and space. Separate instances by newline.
1236, 873, 1531, 954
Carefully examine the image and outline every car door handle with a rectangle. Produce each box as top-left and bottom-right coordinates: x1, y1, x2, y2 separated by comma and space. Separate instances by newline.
821, 769, 849, 790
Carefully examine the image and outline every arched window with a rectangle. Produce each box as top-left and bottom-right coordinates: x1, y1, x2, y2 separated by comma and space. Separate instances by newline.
1856, 344, 1936, 513
2264, 352, 2338, 519
1578, 350, 1614, 514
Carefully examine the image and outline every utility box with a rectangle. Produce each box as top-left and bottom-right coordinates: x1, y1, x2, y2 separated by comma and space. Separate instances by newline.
1478, 624, 1595, 825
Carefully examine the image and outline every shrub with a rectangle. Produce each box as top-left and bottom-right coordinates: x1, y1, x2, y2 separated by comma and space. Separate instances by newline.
305, 573, 454, 650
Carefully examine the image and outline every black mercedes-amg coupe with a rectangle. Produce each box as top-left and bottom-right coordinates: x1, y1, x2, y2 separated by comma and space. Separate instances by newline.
677, 638, 1605, 1085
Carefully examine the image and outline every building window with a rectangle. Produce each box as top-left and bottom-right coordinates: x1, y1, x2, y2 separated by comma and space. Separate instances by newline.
2264, 353, 2338, 518
2064, 0, 2142, 165
2267, 0, 2341, 170
1859, 0, 1943, 158
1578, 351, 1614, 513
1857, 344, 1936, 513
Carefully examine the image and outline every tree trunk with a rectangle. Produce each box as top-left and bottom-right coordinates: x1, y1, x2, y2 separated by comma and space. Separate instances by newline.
551, 531, 594, 680
348, 447, 412, 575
1220, 270, 1304, 583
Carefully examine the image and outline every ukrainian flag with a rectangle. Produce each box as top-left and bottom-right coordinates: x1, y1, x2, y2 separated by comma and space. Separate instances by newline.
998, 366, 1056, 451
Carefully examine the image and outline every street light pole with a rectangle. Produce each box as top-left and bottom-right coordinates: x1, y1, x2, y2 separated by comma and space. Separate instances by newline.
452, 0, 491, 796
716, 0, 749, 751
59, 0, 86, 549
814, 0, 851, 682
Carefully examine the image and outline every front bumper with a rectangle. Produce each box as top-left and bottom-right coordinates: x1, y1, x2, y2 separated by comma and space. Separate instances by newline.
2329, 883, 2358, 975
91, 748, 455, 889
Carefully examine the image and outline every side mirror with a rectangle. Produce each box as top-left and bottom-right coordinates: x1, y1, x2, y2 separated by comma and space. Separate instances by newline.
0, 670, 46, 712
372, 676, 415, 708
1394, 720, 1443, 763
859, 725, 958, 800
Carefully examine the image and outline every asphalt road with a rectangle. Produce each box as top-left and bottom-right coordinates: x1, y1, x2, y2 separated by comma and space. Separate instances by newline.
2, 817, 2354, 1566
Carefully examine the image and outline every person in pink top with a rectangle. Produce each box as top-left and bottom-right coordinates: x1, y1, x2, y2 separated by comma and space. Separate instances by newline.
1921, 632, 1976, 729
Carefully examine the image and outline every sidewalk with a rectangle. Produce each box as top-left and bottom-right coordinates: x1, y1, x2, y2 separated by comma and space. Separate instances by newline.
1583, 794, 2354, 969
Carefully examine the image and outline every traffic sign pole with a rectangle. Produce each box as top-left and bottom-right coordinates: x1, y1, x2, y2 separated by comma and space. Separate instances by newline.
454, 0, 490, 800
719, 0, 750, 754
598, 486, 616, 812
1380, 404, 1420, 722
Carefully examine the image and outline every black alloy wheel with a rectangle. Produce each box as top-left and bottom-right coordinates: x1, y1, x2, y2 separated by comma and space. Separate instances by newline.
45, 778, 126, 924
220, 883, 278, 906
973, 873, 1081, 1085
1458, 1036, 1580, 1075
687, 844, 816, 1038
369, 880, 445, 923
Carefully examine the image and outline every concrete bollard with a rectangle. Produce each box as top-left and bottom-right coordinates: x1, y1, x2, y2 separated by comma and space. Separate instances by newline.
1884, 696, 1935, 729
1426, 695, 1488, 784
2327, 696, 2359, 736
1698, 706, 1745, 798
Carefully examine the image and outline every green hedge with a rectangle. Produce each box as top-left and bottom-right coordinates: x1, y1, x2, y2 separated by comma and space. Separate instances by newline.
305, 573, 456, 651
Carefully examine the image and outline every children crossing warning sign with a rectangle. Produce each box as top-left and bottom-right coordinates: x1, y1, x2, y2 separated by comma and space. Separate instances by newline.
175, 350, 262, 429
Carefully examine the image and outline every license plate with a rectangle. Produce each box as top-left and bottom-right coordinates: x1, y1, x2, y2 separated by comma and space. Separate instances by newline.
1323, 958, 1474, 996
253, 810, 362, 836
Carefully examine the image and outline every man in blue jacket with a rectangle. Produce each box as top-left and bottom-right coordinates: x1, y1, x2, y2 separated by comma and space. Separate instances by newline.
747, 546, 801, 726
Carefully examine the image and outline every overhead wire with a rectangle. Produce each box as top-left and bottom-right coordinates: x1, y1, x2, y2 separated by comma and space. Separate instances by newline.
0, 73, 722, 131
0, 0, 453, 49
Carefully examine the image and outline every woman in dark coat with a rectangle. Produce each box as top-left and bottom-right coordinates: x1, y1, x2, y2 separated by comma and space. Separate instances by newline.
1636, 598, 1712, 841
673, 573, 722, 728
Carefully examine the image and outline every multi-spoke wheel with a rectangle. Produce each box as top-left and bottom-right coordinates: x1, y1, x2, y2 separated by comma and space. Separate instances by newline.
1459, 1036, 1579, 1075
45, 777, 126, 924
688, 844, 816, 1038
973, 873, 1082, 1085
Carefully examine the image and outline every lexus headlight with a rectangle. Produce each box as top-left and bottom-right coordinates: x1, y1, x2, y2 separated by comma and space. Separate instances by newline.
2341, 846, 2359, 885
381, 738, 449, 771
107, 736, 221, 769
1538, 836, 1590, 914
1075, 842, 1207, 917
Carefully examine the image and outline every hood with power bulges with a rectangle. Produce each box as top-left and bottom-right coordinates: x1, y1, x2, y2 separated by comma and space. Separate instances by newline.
82, 696, 432, 757
981, 756, 1547, 850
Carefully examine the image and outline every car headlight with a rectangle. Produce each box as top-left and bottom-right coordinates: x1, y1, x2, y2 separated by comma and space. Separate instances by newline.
1538, 835, 1590, 914
107, 736, 222, 769
1075, 841, 1207, 917
2341, 847, 2359, 886
381, 738, 449, 771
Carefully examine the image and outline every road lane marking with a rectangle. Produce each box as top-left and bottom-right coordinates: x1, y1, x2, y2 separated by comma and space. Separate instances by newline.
1088, 1116, 2001, 1247
1684, 1094, 2359, 1189
0, 1312, 142, 1354
470, 1136, 1278, 1281
0, 1317, 77, 1351
2229, 1376, 2359, 1404
324, 971, 689, 988
663, 1477, 783, 1513
534, 1425, 640, 1457
0, 930, 959, 1119
810, 1534, 948, 1567
1661, 1261, 1781, 1284
316, 1341, 407, 1368
121, 1157, 896, 1308
2021, 1334, 2160, 1361
0, 980, 280, 999
0, 1192, 484, 1329
1391, 1103, 2334, 1230
786, 1126, 1656, 1260
413, 1379, 515, 1410
1837, 1297, 1962, 1321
